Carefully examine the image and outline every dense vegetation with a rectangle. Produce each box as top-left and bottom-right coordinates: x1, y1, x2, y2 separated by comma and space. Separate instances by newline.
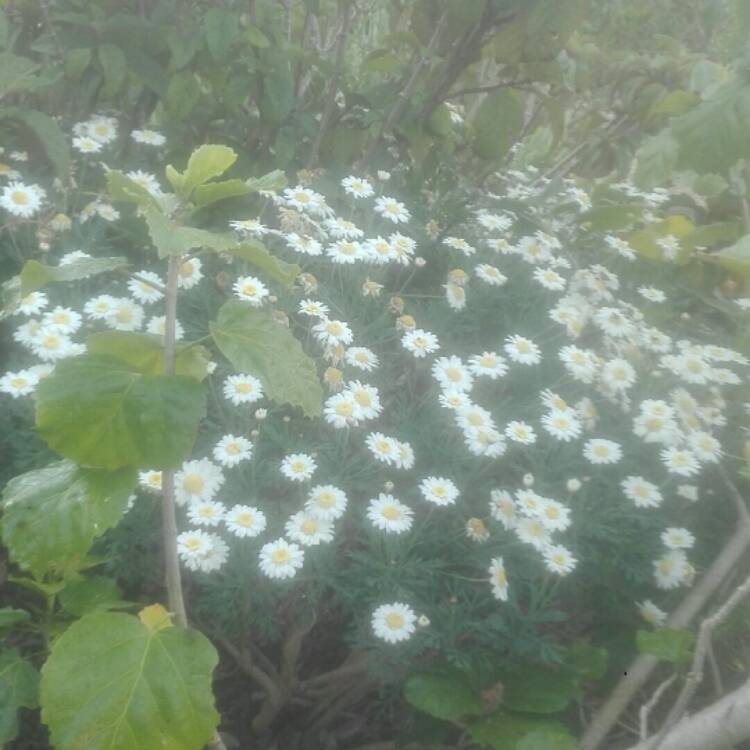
1, 2, 750, 749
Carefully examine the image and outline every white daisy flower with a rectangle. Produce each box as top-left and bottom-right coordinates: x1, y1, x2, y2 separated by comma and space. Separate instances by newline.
72, 135, 102, 153
341, 176, 374, 198
233, 275, 269, 306
345, 346, 379, 371
326, 239, 362, 264
187, 500, 226, 527
475, 264, 507, 286
42, 306, 82, 335
84, 294, 117, 320
138, 470, 162, 492
346, 381, 382, 420
174, 459, 225, 506
324, 392, 358, 428
131, 129, 166, 146
229, 218, 269, 237
488, 557, 509, 601
224, 374, 264, 405
419, 476, 459, 506
225, 505, 267, 538
688, 431, 721, 463
367, 494, 413, 534
601, 358, 637, 391
280, 453, 317, 482
213, 435, 253, 467
306, 485, 348, 521
504, 335, 541, 365
299, 299, 330, 318
639, 286, 666, 303
15, 291, 48, 316
583, 438, 622, 465
541, 409, 582, 442
489, 490, 516, 530
366, 432, 400, 465
654, 550, 691, 589
543, 545, 577, 575
515, 517, 551, 550
505, 420, 536, 445
660, 447, 701, 477
538, 499, 571, 532
401, 328, 439, 358
0, 181, 46, 218
259, 539, 305, 579
374, 196, 410, 224
622, 476, 663, 509
127, 271, 164, 304
177, 258, 203, 290
126, 169, 163, 198
638, 600, 667, 627
468, 351, 508, 379
0, 369, 39, 397
432, 356, 474, 392
533, 267, 567, 291
312, 318, 353, 347
661, 527, 695, 550
372, 603, 417, 643
104, 299, 144, 331
285, 511, 334, 546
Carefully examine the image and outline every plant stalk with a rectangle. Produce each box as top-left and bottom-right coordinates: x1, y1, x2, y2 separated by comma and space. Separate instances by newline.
161, 254, 188, 628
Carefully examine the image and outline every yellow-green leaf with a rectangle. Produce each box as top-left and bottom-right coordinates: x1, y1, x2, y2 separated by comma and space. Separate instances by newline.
182, 143, 237, 195
225, 240, 300, 285
40, 611, 219, 750
20, 256, 128, 296
144, 207, 238, 258
1, 461, 135, 579
210, 300, 323, 417
35, 353, 206, 470
194, 179, 252, 208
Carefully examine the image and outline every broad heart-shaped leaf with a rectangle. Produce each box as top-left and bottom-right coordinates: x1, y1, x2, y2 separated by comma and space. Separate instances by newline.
181, 144, 237, 196
194, 179, 251, 208
225, 240, 300, 285
107, 170, 160, 209
636, 628, 694, 664
0, 648, 40, 745
210, 301, 323, 417
403, 671, 484, 721
35, 353, 206, 470
0, 52, 39, 98
0, 107, 69, 178
87, 332, 210, 381
40, 611, 219, 750
1, 461, 135, 579
19, 256, 128, 296
472, 89, 524, 160
627, 215, 695, 264
499, 665, 579, 714
469, 714, 572, 750
144, 207, 238, 258
59, 576, 130, 616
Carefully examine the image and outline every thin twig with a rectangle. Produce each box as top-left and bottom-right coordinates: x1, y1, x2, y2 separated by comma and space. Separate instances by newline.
648, 570, 750, 750
356, 9, 449, 170
307, 0, 353, 169
639, 675, 677, 740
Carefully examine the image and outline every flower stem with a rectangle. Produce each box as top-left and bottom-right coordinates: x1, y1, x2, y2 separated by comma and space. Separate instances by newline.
161, 255, 187, 628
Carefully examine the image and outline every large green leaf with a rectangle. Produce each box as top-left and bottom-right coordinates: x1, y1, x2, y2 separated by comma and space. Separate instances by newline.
246, 169, 287, 193
523, 0, 585, 61
144, 208, 238, 258
0, 52, 39, 98
670, 80, 750, 174
35, 353, 206, 470
210, 300, 323, 417
0, 107, 69, 177
180, 144, 238, 196
19, 256, 128, 296
632, 131, 679, 189
563, 642, 608, 681
107, 170, 161, 209
1, 461, 135, 579
404, 671, 484, 721
86, 332, 210, 381
204, 8, 239, 63
500, 665, 579, 714
40, 610, 219, 750
636, 628, 694, 664
165, 70, 202, 123
469, 714, 572, 750
472, 89, 524, 160
59, 576, 130, 616
225, 240, 300, 285
0, 649, 39, 745
516, 729, 577, 750
97, 43, 127, 97
194, 179, 252, 208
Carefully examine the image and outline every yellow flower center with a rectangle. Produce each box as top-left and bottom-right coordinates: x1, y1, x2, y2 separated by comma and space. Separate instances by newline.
272, 548, 290, 564
385, 612, 405, 629
382, 505, 400, 520
11, 190, 29, 205
301, 519, 318, 535
183, 475, 205, 494
236, 512, 254, 527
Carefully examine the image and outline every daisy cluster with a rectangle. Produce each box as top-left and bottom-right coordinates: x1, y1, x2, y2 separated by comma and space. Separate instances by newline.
2, 120, 749, 649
